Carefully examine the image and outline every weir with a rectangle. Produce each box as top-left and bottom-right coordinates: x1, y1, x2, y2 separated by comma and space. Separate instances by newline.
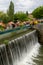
0, 30, 38, 65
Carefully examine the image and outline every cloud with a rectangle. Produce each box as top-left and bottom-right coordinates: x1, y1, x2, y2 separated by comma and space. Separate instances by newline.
14, 0, 43, 13
14, 0, 34, 12
0, 0, 11, 12
0, 0, 43, 13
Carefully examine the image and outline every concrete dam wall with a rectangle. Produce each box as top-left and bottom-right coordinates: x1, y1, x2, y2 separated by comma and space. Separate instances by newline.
0, 30, 38, 65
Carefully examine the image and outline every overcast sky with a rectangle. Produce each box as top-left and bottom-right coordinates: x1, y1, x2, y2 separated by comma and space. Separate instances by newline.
0, 0, 43, 13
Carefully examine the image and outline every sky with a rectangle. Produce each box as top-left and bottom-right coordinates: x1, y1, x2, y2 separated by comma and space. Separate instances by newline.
0, 0, 43, 13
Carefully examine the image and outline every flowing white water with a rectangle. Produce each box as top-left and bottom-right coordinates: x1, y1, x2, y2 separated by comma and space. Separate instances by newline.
0, 30, 40, 65
20, 43, 40, 65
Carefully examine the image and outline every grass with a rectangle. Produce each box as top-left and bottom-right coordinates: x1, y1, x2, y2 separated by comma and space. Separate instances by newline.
0, 29, 33, 45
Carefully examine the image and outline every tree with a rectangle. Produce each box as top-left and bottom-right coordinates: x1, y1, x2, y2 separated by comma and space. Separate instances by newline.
32, 6, 43, 19
14, 12, 29, 23
0, 11, 9, 23
14, 13, 18, 23
7, 1, 14, 21
1, 14, 10, 23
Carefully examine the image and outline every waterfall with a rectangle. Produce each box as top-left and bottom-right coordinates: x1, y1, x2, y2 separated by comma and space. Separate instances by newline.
0, 30, 38, 65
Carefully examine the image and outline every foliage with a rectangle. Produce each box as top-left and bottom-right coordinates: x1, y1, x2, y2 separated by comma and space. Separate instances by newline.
14, 12, 29, 23
0, 11, 9, 23
0, 1, 29, 23
7, 1, 14, 21
14, 13, 18, 23
0, 26, 4, 31
32, 6, 43, 19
